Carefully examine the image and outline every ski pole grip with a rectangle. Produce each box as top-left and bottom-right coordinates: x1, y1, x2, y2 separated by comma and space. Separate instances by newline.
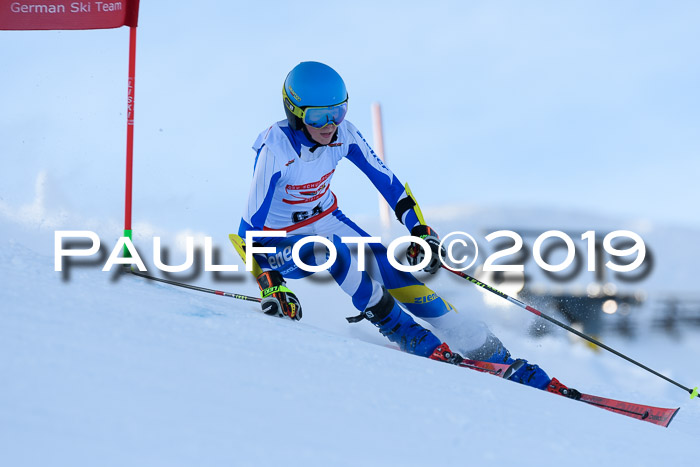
691, 387, 698, 399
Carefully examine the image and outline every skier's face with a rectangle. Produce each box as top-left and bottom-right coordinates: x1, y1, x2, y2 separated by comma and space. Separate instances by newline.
305, 123, 337, 146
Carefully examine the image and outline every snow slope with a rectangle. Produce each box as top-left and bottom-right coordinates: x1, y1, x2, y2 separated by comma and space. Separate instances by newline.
1, 212, 699, 467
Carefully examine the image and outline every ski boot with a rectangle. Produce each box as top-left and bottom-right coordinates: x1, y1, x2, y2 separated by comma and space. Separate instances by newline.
464, 334, 552, 390
431, 340, 582, 397
355, 287, 442, 357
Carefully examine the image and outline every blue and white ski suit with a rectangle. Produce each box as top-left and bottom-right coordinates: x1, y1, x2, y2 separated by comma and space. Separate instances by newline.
237, 120, 554, 389
237, 119, 493, 355
238, 120, 549, 388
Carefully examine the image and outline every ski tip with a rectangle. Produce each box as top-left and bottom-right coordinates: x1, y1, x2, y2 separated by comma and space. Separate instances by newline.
691, 386, 698, 400
665, 407, 681, 428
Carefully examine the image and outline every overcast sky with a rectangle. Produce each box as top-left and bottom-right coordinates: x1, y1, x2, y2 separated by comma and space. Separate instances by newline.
2, 1, 699, 236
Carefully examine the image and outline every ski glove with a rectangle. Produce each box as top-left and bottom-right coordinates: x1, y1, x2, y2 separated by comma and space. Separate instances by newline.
406, 225, 445, 274
257, 270, 302, 321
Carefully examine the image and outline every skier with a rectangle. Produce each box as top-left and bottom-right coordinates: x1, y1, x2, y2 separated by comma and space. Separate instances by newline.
238, 61, 561, 391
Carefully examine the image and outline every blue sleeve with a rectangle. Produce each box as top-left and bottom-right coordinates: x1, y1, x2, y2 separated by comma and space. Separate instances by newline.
345, 128, 420, 231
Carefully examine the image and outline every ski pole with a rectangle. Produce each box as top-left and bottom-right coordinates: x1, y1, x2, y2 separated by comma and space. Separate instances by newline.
441, 264, 699, 400
128, 268, 261, 303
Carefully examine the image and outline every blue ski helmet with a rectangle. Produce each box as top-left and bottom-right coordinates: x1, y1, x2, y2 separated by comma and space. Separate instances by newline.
283, 61, 348, 131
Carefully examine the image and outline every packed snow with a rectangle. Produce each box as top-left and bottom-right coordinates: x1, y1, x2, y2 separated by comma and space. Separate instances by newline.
1, 198, 699, 466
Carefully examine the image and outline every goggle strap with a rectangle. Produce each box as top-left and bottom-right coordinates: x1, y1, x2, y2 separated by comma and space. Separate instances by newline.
283, 91, 305, 119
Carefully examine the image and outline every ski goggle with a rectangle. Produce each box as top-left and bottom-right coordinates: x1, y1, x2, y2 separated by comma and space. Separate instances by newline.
284, 88, 348, 129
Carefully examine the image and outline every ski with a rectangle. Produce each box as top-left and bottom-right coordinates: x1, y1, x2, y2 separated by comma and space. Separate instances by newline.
456, 357, 680, 428
547, 378, 679, 427
456, 358, 522, 379
430, 343, 523, 379
580, 392, 679, 428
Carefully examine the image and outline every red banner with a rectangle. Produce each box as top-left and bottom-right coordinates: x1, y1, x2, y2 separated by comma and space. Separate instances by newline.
0, 0, 139, 30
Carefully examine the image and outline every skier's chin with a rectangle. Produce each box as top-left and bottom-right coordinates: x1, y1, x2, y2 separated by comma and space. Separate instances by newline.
317, 134, 334, 145
305, 124, 337, 145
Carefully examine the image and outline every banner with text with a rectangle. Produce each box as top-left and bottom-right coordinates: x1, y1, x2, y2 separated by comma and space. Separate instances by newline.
0, 0, 139, 30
